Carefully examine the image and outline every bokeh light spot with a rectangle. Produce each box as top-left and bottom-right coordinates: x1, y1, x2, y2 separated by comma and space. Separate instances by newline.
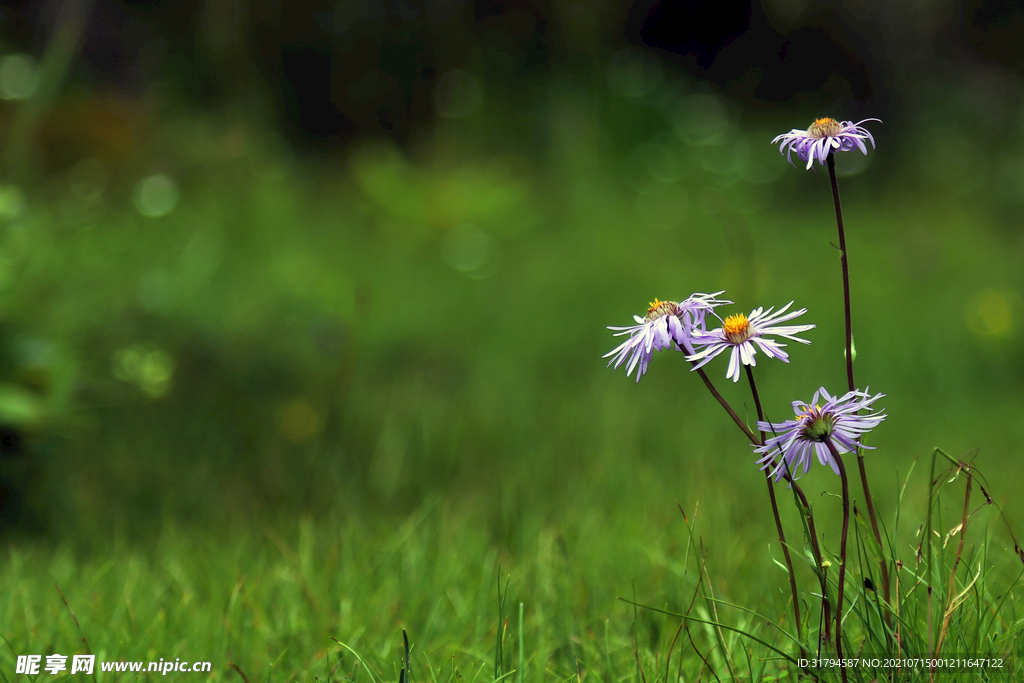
113, 348, 143, 383
966, 289, 1018, 337
606, 48, 664, 98
834, 148, 872, 177
69, 159, 109, 202
698, 137, 751, 179
278, 401, 320, 442
134, 174, 180, 217
137, 270, 174, 312
349, 141, 425, 218
113, 347, 174, 398
138, 351, 174, 398
0, 54, 38, 100
624, 139, 680, 194
672, 94, 732, 146
434, 70, 482, 119
0, 382, 44, 427
743, 134, 784, 185
442, 225, 500, 279
0, 185, 25, 219
636, 189, 688, 231
640, 142, 680, 184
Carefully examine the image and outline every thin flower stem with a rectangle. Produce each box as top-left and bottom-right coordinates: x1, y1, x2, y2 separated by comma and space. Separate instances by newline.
799, 487, 833, 647
857, 450, 891, 613
826, 153, 855, 393
935, 464, 973, 656
825, 437, 851, 683
742, 372, 833, 643
693, 365, 758, 444
827, 152, 892, 615
744, 366, 803, 659
743, 365, 765, 428
692, 360, 830, 646
778, 459, 832, 646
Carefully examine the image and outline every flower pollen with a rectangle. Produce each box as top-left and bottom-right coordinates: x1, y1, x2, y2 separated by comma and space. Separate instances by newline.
645, 298, 678, 322
808, 117, 841, 138
772, 118, 879, 170
754, 387, 886, 483
605, 291, 732, 383
722, 313, 752, 344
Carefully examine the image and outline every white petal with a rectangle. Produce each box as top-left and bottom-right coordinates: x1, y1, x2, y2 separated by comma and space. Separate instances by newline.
727, 347, 741, 382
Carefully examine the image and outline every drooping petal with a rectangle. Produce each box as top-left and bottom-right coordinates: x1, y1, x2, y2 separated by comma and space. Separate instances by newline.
726, 347, 742, 382
605, 293, 731, 382
739, 341, 756, 367
686, 301, 812, 381
751, 387, 886, 481
773, 118, 880, 170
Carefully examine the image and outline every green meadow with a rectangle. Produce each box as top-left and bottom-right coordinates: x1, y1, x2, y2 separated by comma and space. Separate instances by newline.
2, 78, 1024, 681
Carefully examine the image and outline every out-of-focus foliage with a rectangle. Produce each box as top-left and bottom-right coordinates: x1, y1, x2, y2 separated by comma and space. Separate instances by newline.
0, 1, 1020, 625
0, 65, 1021, 545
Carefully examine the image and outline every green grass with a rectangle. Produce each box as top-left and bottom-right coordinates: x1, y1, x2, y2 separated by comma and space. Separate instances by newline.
3, 453, 1023, 681
2, 86, 1024, 680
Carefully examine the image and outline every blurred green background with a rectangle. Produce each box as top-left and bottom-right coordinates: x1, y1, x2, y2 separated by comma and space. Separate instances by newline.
1, 0, 1023, 676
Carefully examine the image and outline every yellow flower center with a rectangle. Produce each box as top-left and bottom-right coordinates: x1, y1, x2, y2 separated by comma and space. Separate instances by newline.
808, 117, 841, 139
645, 298, 677, 322
723, 313, 751, 344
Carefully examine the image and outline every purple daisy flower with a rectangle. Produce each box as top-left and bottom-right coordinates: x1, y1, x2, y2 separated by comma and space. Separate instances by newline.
754, 387, 886, 482
604, 292, 731, 382
685, 302, 814, 382
772, 118, 880, 170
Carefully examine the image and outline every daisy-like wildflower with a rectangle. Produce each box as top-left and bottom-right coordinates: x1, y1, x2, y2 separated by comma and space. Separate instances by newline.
772, 118, 880, 170
754, 387, 886, 483
604, 292, 731, 382
686, 302, 814, 382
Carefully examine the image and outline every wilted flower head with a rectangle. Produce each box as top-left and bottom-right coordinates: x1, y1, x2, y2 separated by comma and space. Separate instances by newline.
686, 302, 814, 382
772, 118, 879, 170
604, 292, 731, 382
754, 387, 886, 483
